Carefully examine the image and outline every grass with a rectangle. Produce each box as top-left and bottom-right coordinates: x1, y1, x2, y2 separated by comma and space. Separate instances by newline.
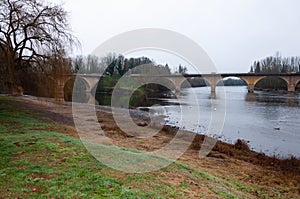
0, 95, 298, 198
0, 99, 159, 198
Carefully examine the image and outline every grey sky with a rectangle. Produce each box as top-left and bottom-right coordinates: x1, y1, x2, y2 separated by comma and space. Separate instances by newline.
54, 0, 300, 73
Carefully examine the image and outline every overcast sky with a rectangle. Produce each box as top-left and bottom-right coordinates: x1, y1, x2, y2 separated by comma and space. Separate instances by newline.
53, 0, 300, 73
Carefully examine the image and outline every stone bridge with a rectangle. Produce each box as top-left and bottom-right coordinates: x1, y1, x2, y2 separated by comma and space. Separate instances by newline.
53, 74, 101, 104
170, 73, 300, 93
53, 73, 300, 103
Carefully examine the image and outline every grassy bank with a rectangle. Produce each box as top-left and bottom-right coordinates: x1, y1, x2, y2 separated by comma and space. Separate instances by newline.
0, 95, 299, 198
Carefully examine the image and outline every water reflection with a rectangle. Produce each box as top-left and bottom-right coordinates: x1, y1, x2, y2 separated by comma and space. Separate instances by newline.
95, 90, 179, 107
245, 92, 299, 107
209, 92, 217, 99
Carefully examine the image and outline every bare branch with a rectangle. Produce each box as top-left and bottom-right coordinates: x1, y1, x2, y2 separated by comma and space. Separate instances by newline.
0, 0, 79, 93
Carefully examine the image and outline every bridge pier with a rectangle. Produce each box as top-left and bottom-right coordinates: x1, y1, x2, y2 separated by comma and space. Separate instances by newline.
247, 84, 255, 93
210, 84, 216, 93
172, 76, 187, 93
54, 78, 65, 104
175, 85, 182, 93
86, 90, 98, 105
202, 75, 222, 95
288, 84, 295, 92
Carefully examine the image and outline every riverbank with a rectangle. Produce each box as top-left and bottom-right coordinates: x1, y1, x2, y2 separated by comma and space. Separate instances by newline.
0, 95, 299, 198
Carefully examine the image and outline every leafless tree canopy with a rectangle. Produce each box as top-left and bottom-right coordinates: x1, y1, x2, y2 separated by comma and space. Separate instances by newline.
250, 52, 300, 74
0, 0, 77, 93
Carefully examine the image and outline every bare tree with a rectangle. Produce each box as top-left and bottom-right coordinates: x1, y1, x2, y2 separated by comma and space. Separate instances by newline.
73, 55, 85, 73
0, 0, 77, 94
250, 52, 300, 74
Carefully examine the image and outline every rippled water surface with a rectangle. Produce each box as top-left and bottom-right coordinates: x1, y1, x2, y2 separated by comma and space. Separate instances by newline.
151, 86, 300, 157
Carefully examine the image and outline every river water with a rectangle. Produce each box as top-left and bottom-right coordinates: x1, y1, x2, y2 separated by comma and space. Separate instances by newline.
148, 86, 300, 158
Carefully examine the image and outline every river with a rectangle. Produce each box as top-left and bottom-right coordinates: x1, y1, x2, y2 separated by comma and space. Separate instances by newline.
147, 86, 300, 158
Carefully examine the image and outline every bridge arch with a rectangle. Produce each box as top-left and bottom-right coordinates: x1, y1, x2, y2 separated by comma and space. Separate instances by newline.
63, 76, 90, 102
216, 76, 247, 87
239, 76, 264, 87
255, 76, 288, 91
180, 77, 206, 91
63, 76, 99, 92
201, 75, 272, 93
129, 74, 180, 92
174, 77, 187, 92
204, 76, 255, 93
161, 76, 187, 92
236, 76, 266, 93
296, 79, 300, 91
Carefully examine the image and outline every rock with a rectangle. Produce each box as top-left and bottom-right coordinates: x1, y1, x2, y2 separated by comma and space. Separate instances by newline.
137, 122, 148, 127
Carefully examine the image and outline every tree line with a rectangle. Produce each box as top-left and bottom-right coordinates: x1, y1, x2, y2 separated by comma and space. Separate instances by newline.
72, 53, 172, 76
250, 52, 300, 74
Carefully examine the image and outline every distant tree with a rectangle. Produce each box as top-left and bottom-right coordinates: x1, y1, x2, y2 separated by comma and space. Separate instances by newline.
116, 55, 125, 76
254, 62, 261, 73
178, 64, 187, 74
72, 55, 108, 74
105, 60, 117, 75
87, 55, 101, 73
165, 64, 171, 74
0, 0, 77, 94
281, 58, 289, 73
73, 56, 85, 73
80, 53, 172, 76
250, 66, 254, 73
